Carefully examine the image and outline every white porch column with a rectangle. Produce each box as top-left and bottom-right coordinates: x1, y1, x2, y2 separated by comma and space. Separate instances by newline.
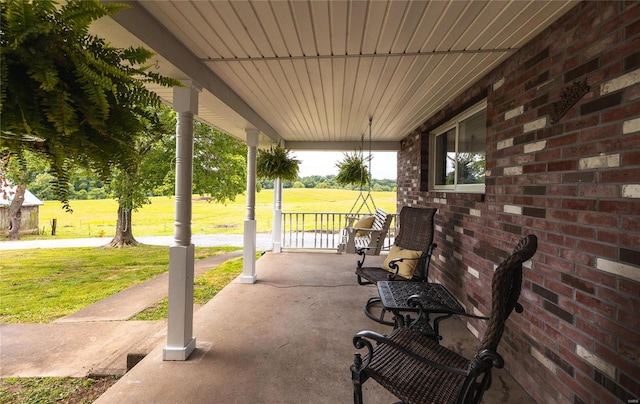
272, 178, 282, 252
242, 129, 259, 284
164, 82, 199, 361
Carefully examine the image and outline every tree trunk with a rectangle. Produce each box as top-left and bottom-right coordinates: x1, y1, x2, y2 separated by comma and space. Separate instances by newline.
104, 206, 141, 248
7, 184, 26, 240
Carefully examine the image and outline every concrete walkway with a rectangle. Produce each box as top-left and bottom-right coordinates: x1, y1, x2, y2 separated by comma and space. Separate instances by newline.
0, 251, 244, 377
0, 234, 273, 251
0, 239, 534, 403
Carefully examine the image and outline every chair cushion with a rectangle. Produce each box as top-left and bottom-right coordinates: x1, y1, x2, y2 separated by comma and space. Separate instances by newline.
382, 245, 422, 279
354, 215, 375, 236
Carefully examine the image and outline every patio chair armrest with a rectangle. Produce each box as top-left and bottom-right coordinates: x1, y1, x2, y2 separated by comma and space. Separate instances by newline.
473, 349, 505, 370
352, 330, 470, 376
406, 294, 523, 319
407, 294, 490, 320
356, 247, 371, 268
386, 256, 420, 280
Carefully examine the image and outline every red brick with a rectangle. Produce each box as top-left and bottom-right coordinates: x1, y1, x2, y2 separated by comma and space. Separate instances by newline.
620, 372, 640, 400
547, 233, 577, 248
561, 247, 595, 266
562, 198, 597, 211
595, 314, 640, 345
578, 122, 620, 142
547, 208, 578, 222
623, 150, 640, 165
599, 200, 640, 214
598, 133, 640, 154
575, 317, 616, 348
548, 160, 577, 172
618, 339, 640, 370
557, 370, 591, 404
574, 370, 615, 403
558, 321, 596, 351
577, 212, 619, 228
618, 309, 640, 331
602, 102, 640, 123
576, 240, 617, 259
619, 277, 640, 298
578, 184, 620, 198
547, 132, 578, 149
576, 265, 616, 288
545, 278, 574, 298
595, 341, 639, 379
561, 223, 595, 238
620, 217, 640, 232
597, 286, 640, 312
576, 291, 616, 317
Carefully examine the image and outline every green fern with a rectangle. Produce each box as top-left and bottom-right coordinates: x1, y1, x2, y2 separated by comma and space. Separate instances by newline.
335, 152, 371, 187
1, 0, 181, 209
256, 142, 300, 182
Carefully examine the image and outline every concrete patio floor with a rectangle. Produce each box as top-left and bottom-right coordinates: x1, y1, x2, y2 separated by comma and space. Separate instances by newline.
95, 251, 534, 404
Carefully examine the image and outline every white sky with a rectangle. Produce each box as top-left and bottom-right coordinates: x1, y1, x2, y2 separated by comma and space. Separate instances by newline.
294, 151, 397, 180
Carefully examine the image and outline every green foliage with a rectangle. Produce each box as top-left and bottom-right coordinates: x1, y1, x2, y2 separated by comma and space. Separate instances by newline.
0, 376, 117, 404
335, 152, 371, 187
191, 121, 247, 203
131, 255, 247, 321
28, 190, 397, 239
256, 142, 300, 181
0, 0, 180, 209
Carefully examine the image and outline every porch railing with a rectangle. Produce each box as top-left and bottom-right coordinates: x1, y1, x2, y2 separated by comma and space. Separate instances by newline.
280, 212, 396, 251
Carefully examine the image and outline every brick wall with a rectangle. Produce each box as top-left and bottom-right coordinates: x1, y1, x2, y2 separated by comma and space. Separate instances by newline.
397, 2, 640, 403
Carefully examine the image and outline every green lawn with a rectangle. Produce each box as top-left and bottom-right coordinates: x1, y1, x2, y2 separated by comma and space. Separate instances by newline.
0, 246, 240, 323
31, 189, 396, 239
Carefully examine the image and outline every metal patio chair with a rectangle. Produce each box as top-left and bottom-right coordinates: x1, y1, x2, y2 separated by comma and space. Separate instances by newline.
350, 234, 538, 404
355, 206, 437, 325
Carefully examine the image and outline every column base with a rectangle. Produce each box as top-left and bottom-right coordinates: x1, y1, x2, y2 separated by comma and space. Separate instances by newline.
241, 274, 257, 284
163, 337, 196, 361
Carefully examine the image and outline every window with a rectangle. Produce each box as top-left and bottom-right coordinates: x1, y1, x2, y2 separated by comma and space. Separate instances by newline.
430, 100, 486, 193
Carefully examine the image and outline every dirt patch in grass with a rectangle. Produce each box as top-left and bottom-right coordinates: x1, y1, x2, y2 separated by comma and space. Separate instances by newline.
0, 376, 118, 404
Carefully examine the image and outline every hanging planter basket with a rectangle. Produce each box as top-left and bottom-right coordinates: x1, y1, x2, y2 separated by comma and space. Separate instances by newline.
335, 152, 371, 187
256, 142, 300, 182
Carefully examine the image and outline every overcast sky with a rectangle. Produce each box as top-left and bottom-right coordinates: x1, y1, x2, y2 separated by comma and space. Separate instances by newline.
294, 151, 397, 180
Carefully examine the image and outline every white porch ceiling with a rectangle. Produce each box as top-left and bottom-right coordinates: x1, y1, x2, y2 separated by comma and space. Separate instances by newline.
92, 0, 578, 150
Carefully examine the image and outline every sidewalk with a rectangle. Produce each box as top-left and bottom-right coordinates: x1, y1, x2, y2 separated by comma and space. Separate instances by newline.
0, 234, 273, 251
0, 250, 244, 377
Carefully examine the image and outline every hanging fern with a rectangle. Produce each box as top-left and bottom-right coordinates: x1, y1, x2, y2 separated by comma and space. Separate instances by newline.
256, 142, 300, 182
0, 0, 181, 210
335, 151, 371, 187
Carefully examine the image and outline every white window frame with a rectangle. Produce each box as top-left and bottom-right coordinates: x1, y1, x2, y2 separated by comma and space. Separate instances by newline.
430, 100, 487, 193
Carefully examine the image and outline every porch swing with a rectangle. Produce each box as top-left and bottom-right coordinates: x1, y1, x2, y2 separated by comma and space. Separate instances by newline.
337, 118, 392, 255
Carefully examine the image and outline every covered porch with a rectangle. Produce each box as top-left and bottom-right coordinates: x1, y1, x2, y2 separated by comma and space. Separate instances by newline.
95, 251, 533, 403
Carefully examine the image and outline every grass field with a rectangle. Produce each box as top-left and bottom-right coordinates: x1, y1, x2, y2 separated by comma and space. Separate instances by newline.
30, 189, 397, 239
0, 246, 240, 323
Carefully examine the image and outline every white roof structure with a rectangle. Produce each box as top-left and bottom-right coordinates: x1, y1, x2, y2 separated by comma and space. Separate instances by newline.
0, 184, 44, 207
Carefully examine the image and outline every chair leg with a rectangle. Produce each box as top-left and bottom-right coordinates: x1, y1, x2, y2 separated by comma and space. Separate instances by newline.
356, 275, 372, 285
364, 297, 395, 326
351, 353, 366, 404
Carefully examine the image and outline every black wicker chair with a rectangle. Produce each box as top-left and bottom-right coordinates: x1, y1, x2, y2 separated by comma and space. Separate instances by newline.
351, 234, 538, 404
356, 206, 437, 285
355, 206, 437, 325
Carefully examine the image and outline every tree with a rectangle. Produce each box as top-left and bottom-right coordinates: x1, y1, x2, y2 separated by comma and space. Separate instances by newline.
191, 121, 247, 203
106, 106, 248, 247
105, 113, 168, 247
1, 0, 180, 239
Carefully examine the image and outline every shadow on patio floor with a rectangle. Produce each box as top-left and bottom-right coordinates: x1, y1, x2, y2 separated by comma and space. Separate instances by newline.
93, 251, 533, 404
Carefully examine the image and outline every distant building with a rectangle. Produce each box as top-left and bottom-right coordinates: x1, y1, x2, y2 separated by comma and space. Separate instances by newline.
0, 184, 44, 235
